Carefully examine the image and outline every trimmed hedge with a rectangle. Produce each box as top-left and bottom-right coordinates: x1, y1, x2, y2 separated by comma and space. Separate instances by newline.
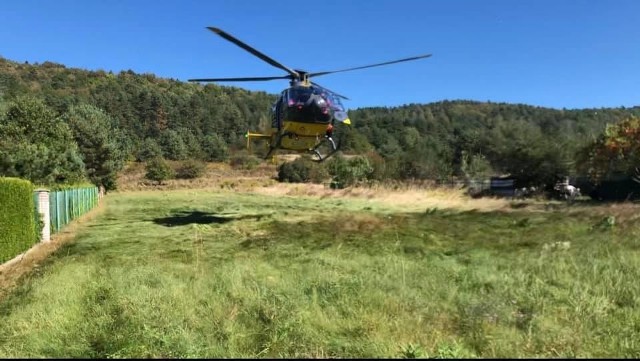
0, 177, 37, 263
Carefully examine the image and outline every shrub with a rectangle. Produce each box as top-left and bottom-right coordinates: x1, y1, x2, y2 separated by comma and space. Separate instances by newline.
0, 177, 37, 263
145, 157, 174, 185
176, 159, 206, 179
278, 156, 329, 183
308, 160, 330, 183
278, 157, 311, 183
229, 151, 261, 170
327, 155, 373, 188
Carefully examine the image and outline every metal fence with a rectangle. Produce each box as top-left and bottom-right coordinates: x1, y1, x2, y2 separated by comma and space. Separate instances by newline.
47, 187, 99, 234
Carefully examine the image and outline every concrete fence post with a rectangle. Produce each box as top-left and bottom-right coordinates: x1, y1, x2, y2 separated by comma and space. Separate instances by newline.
35, 189, 51, 243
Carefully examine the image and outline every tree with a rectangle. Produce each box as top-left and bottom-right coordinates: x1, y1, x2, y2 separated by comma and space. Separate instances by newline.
136, 138, 163, 162
397, 139, 453, 181
61, 104, 127, 190
0, 141, 85, 185
0, 96, 85, 185
327, 155, 374, 188
202, 134, 229, 162
145, 157, 174, 185
578, 116, 640, 183
460, 151, 493, 180
177, 128, 204, 160
484, 118, 573, 187
158, 129, 188, 160
338, 125, 373, 153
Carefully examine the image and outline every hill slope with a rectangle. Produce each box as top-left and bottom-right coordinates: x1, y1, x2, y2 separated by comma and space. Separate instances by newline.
1, 56, 639, 187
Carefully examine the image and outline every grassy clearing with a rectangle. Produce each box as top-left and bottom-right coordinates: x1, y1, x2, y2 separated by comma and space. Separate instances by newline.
0, 188, 639, 358
0, 202, 105, 301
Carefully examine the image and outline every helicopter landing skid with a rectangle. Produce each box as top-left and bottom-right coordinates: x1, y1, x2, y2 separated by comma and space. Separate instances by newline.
310, 136, 338, 162
264, 146, 277, 160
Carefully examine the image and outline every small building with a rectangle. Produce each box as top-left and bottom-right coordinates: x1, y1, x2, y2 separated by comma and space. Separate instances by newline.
489, 176, 516, 197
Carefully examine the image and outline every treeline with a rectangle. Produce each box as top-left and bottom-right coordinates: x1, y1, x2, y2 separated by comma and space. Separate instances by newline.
345, 101, 640, 187
1, 56, 639, 190
0, 57, 275, 189
0, 57, 276, 155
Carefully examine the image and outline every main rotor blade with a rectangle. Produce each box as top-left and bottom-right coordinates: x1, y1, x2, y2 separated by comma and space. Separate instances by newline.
310, 81, 350, 100
188, 75, 292, 83
206, 27, 299, 78
308, 54, 432, 78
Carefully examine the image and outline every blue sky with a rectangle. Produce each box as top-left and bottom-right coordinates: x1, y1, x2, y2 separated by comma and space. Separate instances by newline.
1, 0, 639, 110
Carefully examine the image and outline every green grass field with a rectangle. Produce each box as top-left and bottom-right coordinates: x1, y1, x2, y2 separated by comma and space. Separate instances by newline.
1, 188, 639, 358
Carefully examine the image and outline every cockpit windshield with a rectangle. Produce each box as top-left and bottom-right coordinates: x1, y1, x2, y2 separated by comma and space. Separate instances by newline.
285, 87, 313, 106
284, 86, 345, 111
324, 92, 345, 111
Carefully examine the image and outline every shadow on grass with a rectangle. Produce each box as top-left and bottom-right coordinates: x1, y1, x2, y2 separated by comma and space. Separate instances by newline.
152, 211, 268, 227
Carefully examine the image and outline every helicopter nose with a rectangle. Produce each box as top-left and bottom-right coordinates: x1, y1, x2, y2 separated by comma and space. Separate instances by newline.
334, 111, 351, 125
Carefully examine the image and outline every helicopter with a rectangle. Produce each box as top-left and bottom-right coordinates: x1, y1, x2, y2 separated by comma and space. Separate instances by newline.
189, 27, 432, 162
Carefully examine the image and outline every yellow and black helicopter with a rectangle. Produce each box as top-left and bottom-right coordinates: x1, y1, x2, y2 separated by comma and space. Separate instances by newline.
189, 27, 432, 161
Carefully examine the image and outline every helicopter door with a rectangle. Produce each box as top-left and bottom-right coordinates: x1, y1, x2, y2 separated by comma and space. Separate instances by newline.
271, 95, 285, 130
270, 103, 277, 129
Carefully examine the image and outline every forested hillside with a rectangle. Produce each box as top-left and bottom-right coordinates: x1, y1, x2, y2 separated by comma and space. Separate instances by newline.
0, 57, 276, 152
1, 57, 639, 189
347, 101, 640, 185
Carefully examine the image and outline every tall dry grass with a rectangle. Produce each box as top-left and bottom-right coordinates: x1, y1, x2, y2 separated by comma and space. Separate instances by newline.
116, 160, 638, 217
251, 181, 513, 213
118, 160, 515, 212
115, 161, 278, 192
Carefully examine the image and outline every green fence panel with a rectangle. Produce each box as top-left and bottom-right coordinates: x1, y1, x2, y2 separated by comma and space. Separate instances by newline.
69, 190, 74, 220
64, 190, 69, 223
47, 186, 99, 235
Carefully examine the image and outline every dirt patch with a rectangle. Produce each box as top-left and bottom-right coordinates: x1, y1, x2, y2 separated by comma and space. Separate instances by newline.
331, 213, 387, 234
0, 201, 106, 301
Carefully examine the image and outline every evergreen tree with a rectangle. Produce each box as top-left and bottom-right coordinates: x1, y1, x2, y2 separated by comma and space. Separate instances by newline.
158, 129, 188, 160
202, 134, 230, 162
145, 157, 174, 185
62, 104, 127, 190
0, 96, 85, 185
136, 138, 163, 162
